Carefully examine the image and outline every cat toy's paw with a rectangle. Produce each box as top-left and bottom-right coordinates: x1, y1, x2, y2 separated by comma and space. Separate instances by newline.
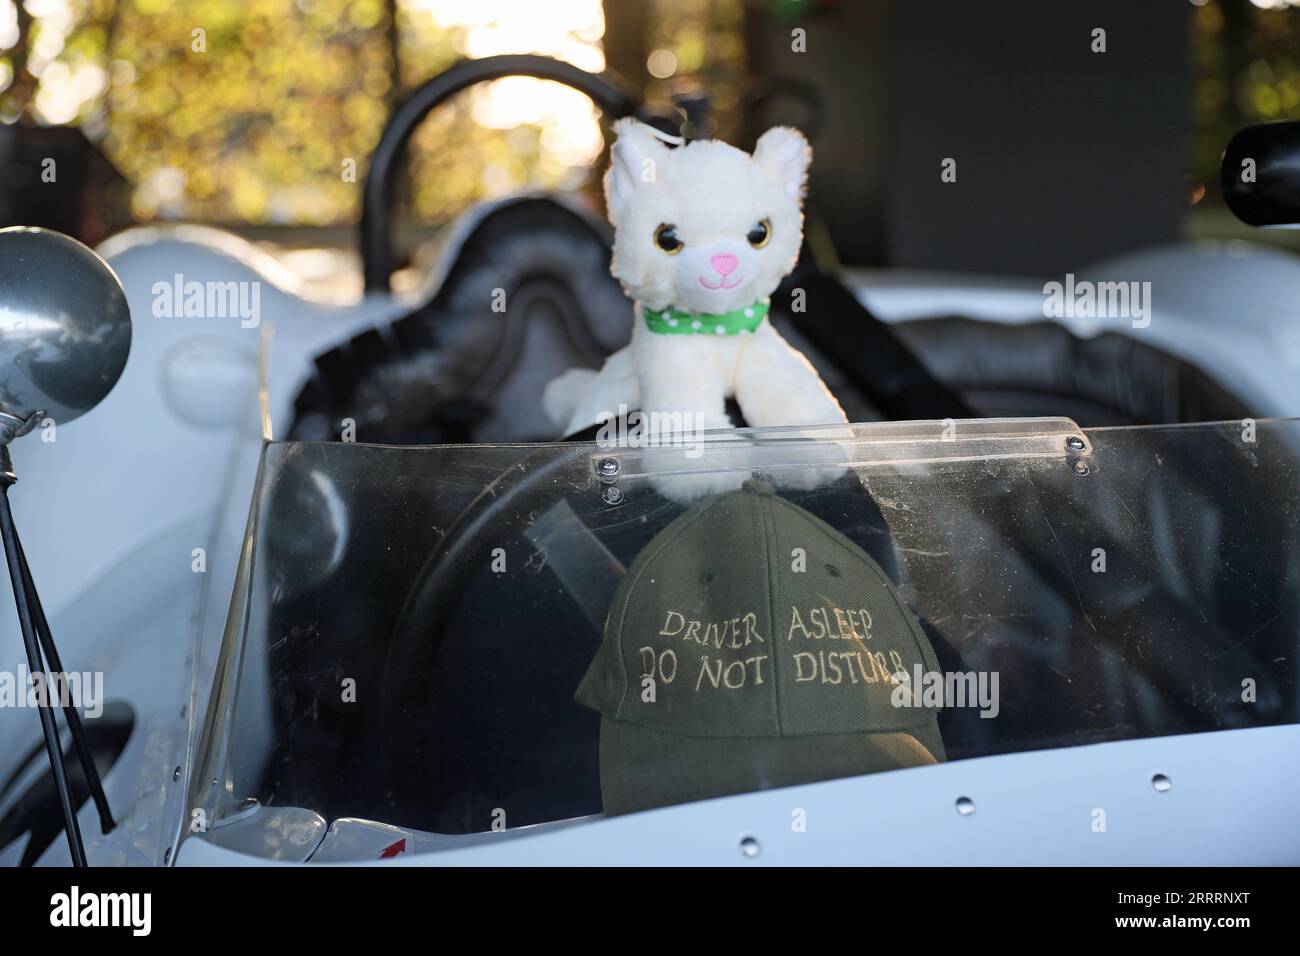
625, 414, 752, 504
647, 468, 751, 504
750, 424, 855, 493
763, 463, 853, 493
542, 367, 600, 432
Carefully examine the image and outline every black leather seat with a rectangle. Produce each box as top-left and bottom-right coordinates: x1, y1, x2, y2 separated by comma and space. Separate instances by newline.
892, 316, 1253, 427
290, 197, 631, 445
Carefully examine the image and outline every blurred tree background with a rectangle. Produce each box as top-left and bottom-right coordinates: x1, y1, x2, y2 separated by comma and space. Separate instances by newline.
2, 0, 1300, 247
0, 0, 748, 231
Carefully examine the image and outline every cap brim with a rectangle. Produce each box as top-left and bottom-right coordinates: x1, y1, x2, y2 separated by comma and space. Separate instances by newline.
598, 719, 943, 817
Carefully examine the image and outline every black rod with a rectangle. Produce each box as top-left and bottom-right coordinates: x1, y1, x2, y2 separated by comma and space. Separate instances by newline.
15, 530, 114, 833
0, 485, 87, 865
361, 54, 644, 293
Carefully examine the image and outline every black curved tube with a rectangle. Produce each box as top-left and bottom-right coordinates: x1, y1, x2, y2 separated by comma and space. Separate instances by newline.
362, 54, 645, 293
0, 487, 86, 865
1221, 121, 1300, 227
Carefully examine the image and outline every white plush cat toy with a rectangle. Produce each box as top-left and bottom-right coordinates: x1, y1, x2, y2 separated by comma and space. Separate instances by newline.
544, 119, 848, 493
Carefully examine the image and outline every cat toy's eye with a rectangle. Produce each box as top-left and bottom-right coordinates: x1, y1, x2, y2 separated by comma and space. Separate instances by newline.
654, 223, 683, 254
747, 219, 772, 249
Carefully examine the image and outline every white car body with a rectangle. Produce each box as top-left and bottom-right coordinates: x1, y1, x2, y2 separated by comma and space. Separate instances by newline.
2, 223, 1297, 866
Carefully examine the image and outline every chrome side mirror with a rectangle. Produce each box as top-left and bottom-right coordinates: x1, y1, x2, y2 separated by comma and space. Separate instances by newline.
0, 226, 132, 440
0, 226, 128, 864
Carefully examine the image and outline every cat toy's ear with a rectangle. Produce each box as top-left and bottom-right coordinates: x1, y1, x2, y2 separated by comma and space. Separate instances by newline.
605, 119, 667, 223
753, 126, 811, 201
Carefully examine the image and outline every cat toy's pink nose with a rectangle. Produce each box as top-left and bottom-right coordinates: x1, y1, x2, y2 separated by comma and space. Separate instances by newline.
710, 253, 739, 276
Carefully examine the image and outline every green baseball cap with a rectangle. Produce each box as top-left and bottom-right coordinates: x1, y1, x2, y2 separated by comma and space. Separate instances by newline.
576, 479, 946, 816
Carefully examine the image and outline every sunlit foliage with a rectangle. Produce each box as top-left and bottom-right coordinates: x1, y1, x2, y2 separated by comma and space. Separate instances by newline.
0, 0, 114, 128
103, 0, 393, 223
396, 0, 606, 223
2, 0, 609, 226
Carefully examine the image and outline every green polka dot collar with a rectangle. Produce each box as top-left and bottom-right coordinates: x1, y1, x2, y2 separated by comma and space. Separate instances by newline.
643, 299, 769, 336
